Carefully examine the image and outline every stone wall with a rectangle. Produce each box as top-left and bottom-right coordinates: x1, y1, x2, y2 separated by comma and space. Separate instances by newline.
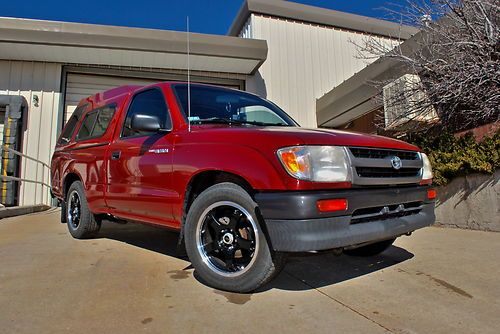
435, 170, 500, 232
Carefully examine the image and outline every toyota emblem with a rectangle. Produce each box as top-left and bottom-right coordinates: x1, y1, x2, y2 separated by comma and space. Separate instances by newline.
390, 156, 402, 170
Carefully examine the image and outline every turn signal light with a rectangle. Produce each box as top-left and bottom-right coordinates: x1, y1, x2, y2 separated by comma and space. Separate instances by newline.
317, 198, 348, 213
427, 189, 437, 200
280, 150, 308, 175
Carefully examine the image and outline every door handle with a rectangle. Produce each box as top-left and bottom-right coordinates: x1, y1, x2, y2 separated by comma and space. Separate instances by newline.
111, 150, 121, 160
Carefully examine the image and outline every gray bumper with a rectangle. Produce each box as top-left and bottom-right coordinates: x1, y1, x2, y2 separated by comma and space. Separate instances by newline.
264, 203, 435, 252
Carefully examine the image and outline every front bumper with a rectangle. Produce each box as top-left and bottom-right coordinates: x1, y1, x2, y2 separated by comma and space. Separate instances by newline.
255, 186, 435, 252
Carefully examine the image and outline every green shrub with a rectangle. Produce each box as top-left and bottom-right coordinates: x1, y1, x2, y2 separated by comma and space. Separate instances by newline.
410, 131, 500, 186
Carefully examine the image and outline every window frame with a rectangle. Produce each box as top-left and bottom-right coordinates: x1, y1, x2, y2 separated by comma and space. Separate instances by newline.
120, 87, 172, 140
74, 103, 117, 142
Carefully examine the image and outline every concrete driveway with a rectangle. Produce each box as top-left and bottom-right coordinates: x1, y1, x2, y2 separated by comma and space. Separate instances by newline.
1, 209, 499, 334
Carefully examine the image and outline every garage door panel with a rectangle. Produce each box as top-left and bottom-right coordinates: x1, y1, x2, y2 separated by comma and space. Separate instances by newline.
64, 72, 241, 123
64, 73, 160, 121
68, 74, 158, 86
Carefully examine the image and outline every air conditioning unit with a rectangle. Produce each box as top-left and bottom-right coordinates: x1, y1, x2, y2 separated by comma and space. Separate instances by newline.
383, 74, 437, 129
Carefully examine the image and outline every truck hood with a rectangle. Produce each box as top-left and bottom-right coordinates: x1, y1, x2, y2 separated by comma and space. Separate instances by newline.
190, 125, 420, 151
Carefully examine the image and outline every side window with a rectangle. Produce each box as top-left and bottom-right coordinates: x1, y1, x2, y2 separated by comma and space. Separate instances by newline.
122, 89, 171, 138
75, 104, 117, 141
92, 105, 116, 137
76, 111, 98, 141
58, 116, 79, 144
57, 104, 87, 144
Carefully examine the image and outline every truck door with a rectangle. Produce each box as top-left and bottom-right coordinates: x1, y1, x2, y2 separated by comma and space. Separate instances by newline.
105, 88, 176, 226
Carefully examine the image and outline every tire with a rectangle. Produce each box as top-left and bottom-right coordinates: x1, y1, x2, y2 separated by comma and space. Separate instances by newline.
184, 182, 286, 293
344, 238, 396, 257
60, 200, 67, 224
65, 181, 100, 239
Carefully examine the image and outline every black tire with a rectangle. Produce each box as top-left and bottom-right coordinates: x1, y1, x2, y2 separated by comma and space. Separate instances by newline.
65, 181, 100, 239
184, 182, 286, 293
60, 200, 67, 224
344, 238, 396, 257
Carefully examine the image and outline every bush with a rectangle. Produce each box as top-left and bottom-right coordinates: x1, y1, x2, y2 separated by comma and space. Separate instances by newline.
411, 131, 500, 186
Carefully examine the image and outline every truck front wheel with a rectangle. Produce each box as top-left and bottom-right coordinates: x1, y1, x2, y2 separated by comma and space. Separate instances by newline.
184, 182, 286, 293
65, 181, 100, 239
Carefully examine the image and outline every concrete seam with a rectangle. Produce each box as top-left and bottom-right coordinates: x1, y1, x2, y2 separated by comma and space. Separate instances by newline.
283, 270, 394, 333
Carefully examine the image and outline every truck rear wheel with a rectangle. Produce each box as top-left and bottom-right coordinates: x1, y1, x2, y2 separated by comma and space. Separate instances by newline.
66, 181, 100, 239
344, 238, 395, 257
184, 182, 286, 293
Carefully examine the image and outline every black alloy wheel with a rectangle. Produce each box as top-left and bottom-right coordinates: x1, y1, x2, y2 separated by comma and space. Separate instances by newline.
196, 201, 258, 277
67, 190, 81, 229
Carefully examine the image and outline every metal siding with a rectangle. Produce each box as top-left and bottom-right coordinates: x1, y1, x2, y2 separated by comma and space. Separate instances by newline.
239, 16, 253, 38
0, 60, 62, 206
244, 15, 396, 128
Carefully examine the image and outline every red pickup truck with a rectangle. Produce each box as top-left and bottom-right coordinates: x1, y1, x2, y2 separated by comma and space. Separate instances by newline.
51, 82, 435, 292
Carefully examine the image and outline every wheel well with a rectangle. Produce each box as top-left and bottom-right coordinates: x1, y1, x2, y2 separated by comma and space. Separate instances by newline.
63, 173, 81, 200
183, 171, 254, 223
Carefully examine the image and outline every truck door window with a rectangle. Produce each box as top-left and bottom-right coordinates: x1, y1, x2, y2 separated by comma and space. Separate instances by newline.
122, 89, 171, 138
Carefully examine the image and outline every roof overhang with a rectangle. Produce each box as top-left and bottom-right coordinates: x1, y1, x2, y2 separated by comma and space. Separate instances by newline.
0, 17, 268, 75
228, 0, 419, 39
316, 33, 423, 128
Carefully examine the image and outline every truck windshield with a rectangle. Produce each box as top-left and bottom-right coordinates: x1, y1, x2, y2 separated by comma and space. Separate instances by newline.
173, 84, 297, 127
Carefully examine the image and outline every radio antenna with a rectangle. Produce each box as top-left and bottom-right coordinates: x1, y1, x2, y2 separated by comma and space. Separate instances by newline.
187, 16, 191, 132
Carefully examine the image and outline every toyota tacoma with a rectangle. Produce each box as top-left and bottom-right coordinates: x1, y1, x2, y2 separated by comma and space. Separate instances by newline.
51, 82, 435, 292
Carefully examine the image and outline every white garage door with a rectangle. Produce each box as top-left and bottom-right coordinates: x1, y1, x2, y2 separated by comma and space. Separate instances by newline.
64, 73, 161, 122
64, 73, 242, 123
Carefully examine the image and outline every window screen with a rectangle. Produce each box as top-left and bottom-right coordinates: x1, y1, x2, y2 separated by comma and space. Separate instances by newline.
122, 89, 171, 138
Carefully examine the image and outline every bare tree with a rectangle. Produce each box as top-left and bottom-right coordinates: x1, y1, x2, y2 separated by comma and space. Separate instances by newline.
356, 0, 499, 134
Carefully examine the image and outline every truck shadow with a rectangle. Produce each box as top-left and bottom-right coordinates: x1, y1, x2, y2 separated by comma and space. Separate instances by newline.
259, 246, 414, 292
96, 221, 414, 292
97, 221, 183, 259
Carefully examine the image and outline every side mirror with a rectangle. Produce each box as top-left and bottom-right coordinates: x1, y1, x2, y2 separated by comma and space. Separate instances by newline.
131, 114, 162, 133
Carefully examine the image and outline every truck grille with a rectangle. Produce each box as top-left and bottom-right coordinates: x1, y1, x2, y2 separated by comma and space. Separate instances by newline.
351, 201, 423, 224
347, 146, 423, 185
349, 147, 419, 160
356, 167, 421, 178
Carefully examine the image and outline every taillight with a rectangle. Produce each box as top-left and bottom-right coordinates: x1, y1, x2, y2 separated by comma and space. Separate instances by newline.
316, 198, 348, 213
427, 189, 437, 200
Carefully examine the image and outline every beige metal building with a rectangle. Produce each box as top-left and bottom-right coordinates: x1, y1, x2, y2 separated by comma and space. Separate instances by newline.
0, 0, 417, 207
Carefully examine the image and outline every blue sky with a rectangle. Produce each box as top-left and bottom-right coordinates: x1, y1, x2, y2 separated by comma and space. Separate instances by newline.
1, 0, 404, 35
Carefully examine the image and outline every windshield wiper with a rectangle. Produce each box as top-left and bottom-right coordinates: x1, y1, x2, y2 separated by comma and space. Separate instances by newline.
192, 117, 234, 124
192, 117, 290, 127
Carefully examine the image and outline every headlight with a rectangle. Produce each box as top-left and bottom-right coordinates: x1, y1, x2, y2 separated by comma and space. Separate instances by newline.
421, 152, 433, 180
277, 146, 350, 182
